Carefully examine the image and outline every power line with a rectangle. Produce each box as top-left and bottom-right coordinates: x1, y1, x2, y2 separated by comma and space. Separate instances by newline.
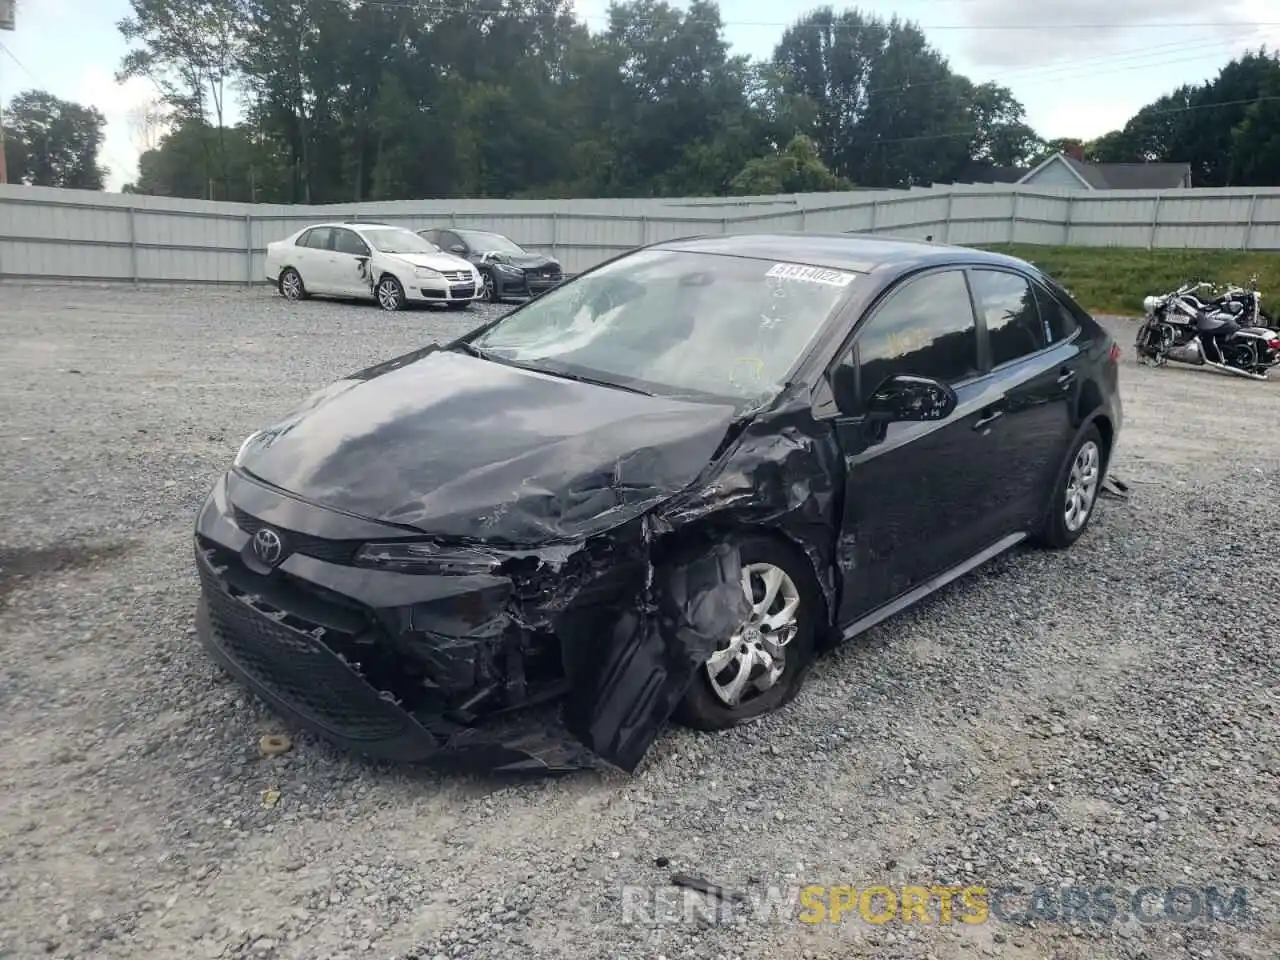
0, 38, 36, 84
861, 94, 1280, 148
844, 38, 1248, 102
328, 0, 1280, 33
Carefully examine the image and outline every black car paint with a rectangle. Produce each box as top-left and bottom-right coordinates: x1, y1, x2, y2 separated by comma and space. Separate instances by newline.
418, 228, 563, 300
194, 234, 1122, 774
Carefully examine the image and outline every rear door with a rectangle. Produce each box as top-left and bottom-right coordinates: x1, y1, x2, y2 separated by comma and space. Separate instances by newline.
294, 227, 335, 294
831, 268, 1013, 621
967, 267, 1080, 531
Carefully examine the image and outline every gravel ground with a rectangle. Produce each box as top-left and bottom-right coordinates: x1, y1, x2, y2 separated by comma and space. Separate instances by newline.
0, 281, 1277, 960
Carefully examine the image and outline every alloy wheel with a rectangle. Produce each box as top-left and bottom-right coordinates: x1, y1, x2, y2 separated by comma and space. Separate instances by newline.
1064, 440, 1100, 532
705, 563, 801, 708
482, 273, 497, 302
377, 278, 402, 311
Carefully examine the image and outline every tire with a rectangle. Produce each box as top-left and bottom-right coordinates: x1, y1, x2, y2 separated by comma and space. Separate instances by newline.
481, 270, 500, 303
673, 533, 822, 732
1033, 425, 1105, 549
375, 274, 406, 312
278, 267, 308, 301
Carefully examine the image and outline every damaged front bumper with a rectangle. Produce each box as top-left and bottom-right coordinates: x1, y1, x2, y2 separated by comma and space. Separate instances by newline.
192, 471, 749, 773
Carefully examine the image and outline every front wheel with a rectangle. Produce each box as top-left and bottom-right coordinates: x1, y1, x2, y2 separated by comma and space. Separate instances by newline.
1033, 425, 1104, 549
674, 533, 821, 731
481, 271, 500, 303
375, 275, 406, 312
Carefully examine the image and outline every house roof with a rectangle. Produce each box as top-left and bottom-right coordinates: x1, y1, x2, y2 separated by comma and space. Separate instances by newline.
1019, 152, 1192, 189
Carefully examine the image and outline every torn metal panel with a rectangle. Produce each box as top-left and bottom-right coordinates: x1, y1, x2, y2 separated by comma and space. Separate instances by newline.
560, 539, 751, 772
656, 395, 844, 624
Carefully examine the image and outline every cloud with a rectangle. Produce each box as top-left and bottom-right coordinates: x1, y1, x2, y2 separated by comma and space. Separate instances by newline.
956, 0, 1269, 68
72, 65, 158, 191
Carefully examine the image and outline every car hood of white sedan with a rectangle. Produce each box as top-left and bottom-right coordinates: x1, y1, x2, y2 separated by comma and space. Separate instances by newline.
385, 252, 475, 272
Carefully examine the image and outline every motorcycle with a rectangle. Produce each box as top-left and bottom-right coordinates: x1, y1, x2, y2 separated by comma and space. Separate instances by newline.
1137, 280, 1280, 381
1182, 274, 1269, 327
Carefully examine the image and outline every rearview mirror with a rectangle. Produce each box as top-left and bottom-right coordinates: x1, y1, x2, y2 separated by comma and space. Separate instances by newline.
865, 374, 958, 423
450, 244, 466, 254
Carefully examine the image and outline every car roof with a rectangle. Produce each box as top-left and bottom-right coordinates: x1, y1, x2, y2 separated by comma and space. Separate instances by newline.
301, 222, 407, 231
649, 232, 1033, 275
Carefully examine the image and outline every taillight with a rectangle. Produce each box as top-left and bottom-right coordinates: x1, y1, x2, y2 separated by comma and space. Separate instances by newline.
1108, 342, 1122, 364
1268, 339, 1280, 351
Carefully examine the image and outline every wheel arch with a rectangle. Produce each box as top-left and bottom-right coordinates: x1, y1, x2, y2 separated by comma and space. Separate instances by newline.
1075, 377, 1115, 468
653, 517, 834, 635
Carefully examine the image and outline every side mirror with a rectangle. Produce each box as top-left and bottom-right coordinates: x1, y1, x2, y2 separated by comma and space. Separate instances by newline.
865, 374, 958, 423
450, 244, 467, 254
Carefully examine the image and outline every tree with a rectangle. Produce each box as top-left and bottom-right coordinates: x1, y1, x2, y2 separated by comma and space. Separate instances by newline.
127, 98, 169, 155
772, 8, 975, 187
729, 134, 851, 194
117, 0, 1099, 200
1081, 49, 1280, 186
117, 0, 245, 196
960, 81, 1042, 167
1, 90, 107, 189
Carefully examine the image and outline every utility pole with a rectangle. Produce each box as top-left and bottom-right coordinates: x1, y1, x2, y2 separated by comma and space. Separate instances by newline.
0, 0, 15, 186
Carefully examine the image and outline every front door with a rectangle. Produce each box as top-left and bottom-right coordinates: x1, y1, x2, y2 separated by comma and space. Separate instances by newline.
830, 268, 1010, 623
329, 228, 375, 298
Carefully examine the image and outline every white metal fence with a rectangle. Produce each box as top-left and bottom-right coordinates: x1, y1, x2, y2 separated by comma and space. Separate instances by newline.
2, 182, 1279, 285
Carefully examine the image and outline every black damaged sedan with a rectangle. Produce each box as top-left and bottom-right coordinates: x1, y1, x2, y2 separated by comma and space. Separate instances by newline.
194, 234, 1122, 773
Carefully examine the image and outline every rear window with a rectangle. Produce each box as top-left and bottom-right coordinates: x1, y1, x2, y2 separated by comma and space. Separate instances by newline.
1033, 281, 1082, 343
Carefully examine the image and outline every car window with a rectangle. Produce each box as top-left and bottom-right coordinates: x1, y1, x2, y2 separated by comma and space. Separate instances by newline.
439, 231, 463, 252
853, 269, 980, 406
332, 229, 369, 257
1034, 282, 1080, 343
969, 269, 1047, 367
457, 230, 525, 255
301, 227, 333, 250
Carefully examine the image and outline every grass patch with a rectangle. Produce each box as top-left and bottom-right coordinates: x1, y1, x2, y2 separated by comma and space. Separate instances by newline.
980, 245, 1280, 316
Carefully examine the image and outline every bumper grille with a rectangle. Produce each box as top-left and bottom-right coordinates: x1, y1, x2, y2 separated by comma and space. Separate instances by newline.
450, 284, 476, 298
198, 557, 410, 741
232, 506, 360, 565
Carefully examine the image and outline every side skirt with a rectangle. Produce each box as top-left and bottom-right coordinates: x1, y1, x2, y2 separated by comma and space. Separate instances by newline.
840, 532, 1027, 641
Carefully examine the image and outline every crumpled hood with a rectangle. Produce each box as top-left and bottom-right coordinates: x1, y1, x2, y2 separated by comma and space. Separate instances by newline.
389, 252, 475, 273
236, 350, 738, 543
480, 251, 559, 271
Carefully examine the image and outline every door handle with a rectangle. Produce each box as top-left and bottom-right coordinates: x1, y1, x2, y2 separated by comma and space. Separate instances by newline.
973, 408, 1004, 430
1056, 368, 1077, 389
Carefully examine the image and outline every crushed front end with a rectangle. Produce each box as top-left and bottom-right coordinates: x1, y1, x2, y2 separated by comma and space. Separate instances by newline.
193, 469, 748, 774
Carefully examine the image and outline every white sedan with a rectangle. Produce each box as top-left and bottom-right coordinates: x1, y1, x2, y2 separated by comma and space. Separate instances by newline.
264, 222, 485, 311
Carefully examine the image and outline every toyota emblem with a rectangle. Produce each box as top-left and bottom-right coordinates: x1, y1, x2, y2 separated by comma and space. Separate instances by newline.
251, 527, 284, 566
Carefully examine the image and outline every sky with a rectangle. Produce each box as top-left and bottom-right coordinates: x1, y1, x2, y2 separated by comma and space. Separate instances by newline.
2, 0, 1279, 191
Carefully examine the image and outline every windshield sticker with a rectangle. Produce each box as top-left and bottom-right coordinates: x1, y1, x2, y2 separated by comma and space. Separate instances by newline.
765, 263, 856, 287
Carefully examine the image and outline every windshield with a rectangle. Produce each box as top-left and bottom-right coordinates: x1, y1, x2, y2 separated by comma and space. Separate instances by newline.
469, 249, 857, 402
363, 228, 442, 255
458, 230, 526, 255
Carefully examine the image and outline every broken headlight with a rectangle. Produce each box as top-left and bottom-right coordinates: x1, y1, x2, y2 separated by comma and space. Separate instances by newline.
233, 430, 263, 467
354, 541, 502, 576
